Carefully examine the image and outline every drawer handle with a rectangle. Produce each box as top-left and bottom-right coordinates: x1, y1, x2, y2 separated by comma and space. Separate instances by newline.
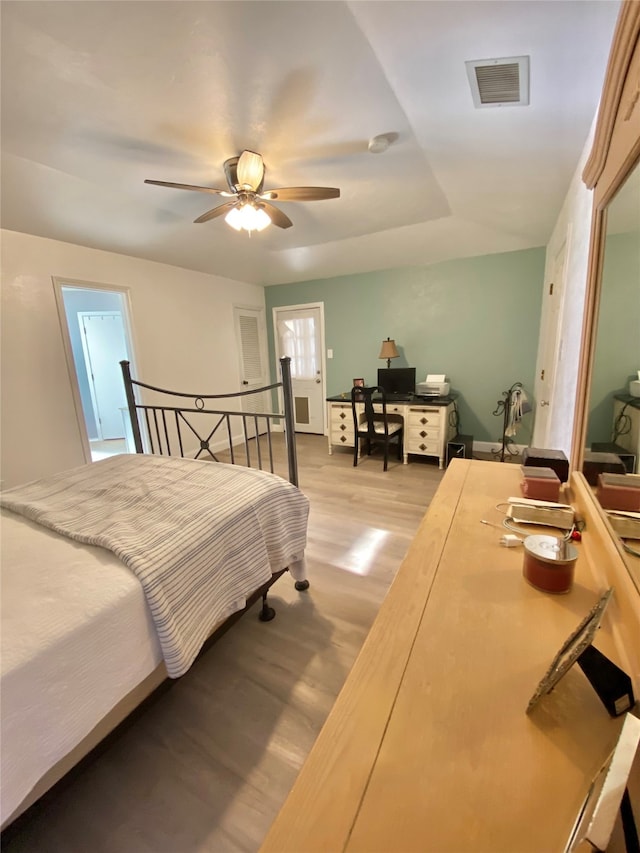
339, 412, 346, 420
420, 430, 427, 438
340, 436, 347, 443
420, 417, 429, 425
419, 443, 427, 451
340, 424, 346, 432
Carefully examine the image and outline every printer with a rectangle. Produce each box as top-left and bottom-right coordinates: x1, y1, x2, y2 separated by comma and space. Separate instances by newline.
416, 374, 450, 397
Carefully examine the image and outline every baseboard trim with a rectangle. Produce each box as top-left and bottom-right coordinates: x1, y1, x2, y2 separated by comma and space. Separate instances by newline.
473, 441, 528, 457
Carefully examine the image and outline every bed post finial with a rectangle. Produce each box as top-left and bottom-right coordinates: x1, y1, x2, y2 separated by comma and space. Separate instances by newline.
279, 356, 298, 487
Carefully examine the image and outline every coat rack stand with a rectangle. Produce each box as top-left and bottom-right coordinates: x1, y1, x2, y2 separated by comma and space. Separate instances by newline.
492, 382, 523, 462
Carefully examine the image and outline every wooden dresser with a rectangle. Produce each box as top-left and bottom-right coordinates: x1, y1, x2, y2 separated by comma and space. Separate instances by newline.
261, 460, 640, 853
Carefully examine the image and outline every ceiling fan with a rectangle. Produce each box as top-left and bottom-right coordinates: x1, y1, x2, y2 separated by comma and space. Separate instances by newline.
144, 150, 340, 232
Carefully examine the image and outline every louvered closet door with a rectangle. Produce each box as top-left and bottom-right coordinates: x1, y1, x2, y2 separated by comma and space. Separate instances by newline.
233, 307, 269, 435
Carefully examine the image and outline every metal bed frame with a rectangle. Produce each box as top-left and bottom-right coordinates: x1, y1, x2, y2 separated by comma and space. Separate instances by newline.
120, 355, 299, 487
120, 354, 307, 603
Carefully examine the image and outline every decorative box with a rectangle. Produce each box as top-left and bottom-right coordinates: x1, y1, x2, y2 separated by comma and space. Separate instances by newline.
597, 472, 640, 512
522, 448, 569, 483
583, 451, 626, 486
520, 466, 561, 502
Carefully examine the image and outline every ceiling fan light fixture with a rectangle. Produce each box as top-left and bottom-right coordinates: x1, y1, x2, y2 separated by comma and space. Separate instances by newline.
146, 148, 337, 232
225, 203, 271, 233
236, 150, 265, 192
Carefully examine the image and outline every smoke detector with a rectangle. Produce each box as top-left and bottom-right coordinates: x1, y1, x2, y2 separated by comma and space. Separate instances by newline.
368, 132, 398, 154
465, 56, 530, 108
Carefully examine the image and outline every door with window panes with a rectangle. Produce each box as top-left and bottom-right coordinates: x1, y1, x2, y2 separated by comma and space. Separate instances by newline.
274, 305, 324, 434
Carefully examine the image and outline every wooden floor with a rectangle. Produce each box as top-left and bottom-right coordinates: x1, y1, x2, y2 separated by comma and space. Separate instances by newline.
3, 435, 448, 853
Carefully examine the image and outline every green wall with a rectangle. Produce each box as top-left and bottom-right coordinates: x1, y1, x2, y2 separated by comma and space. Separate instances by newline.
266, 247, 545, 444
587, 231, 640, 445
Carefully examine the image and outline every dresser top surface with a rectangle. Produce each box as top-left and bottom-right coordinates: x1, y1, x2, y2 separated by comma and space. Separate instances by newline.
261, 460, 633, 853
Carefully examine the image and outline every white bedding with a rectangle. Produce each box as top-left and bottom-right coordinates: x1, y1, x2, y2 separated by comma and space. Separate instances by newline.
0, 508, 163, 827
0, 454, 309, 827
1, 454, 309, 677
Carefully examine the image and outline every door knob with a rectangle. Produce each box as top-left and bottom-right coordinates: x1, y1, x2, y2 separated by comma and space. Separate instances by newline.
540, 400, 549, 407
315, 378, 321, 384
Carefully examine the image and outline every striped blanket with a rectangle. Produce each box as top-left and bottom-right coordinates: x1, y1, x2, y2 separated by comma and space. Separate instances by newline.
1, 454, 309, 677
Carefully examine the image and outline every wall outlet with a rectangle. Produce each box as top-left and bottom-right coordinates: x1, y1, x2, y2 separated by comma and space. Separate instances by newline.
327, 348, 333, 359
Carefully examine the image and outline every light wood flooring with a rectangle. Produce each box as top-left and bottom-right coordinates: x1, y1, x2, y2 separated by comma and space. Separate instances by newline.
90, 438, 128, 461
3, 435, 449, 853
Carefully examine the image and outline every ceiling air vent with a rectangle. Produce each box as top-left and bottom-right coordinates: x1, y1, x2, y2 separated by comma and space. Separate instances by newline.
465, 56, 530, 108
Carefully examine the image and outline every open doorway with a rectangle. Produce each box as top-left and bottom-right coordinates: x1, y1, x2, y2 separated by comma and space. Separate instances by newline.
53, 279, 137, 462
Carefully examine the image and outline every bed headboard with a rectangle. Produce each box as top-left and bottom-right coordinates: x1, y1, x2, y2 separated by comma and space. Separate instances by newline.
120, 356, 299, 487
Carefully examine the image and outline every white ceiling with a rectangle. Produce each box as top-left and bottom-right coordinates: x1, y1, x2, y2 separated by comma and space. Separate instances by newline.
0, 0, 620, 286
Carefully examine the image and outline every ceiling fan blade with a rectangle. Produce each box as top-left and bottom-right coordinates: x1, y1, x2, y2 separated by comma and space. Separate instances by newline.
260, 186, 340, 202
144, 179, 231, 195
194, 202, 237, 224
260, 201, 293, 229
237, 150, 265, 192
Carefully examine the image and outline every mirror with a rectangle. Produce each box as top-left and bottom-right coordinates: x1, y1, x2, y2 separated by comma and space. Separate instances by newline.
584, 158, 640, 588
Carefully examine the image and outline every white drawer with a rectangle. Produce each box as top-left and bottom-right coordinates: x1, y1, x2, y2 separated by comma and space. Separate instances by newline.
332, 419, 354, 435
407, 437, 441, 455
331, 405, 353, 423
331, 431, 355, 447
407, 409, 440, 429
408, 426, 441, 443
373, 403, 404, 416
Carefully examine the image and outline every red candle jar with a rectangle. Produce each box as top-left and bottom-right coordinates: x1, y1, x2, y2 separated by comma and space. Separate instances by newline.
522, 535, 578, 594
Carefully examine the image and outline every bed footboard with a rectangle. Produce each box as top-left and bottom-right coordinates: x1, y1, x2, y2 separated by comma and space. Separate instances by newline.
121, 356, 299, 486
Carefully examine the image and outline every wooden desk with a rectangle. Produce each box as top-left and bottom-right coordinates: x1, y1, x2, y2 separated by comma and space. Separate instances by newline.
613, 395, 640, 473
261, 460, 639, 853
327, 395, 457, 468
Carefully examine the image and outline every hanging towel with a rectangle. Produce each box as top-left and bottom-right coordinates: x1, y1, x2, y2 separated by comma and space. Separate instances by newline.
505, 388, 531, 436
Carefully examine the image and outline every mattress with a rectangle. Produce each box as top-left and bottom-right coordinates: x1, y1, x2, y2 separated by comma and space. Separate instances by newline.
1, 455, 309, 826
0, 508, 163, 827
2, 455, 309, 677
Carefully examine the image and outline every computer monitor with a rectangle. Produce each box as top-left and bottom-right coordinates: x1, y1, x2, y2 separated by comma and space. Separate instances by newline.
377, 367, 416, 396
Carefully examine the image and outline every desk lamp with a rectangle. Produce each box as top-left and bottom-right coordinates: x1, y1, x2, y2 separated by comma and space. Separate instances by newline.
379, 338, 399, 368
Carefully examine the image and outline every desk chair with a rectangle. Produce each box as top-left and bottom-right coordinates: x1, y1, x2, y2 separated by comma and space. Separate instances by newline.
351, 386, 403, 472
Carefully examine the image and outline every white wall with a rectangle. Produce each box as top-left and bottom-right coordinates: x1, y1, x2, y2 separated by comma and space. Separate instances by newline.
533, 115, 597, 455
0, 230, 265, 488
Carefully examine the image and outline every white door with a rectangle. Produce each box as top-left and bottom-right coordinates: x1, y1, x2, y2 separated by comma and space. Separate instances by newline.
79, 312, 129, 440
274, 304, 325, 434
234, 306, 269, 436
534, 241, 567, 445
